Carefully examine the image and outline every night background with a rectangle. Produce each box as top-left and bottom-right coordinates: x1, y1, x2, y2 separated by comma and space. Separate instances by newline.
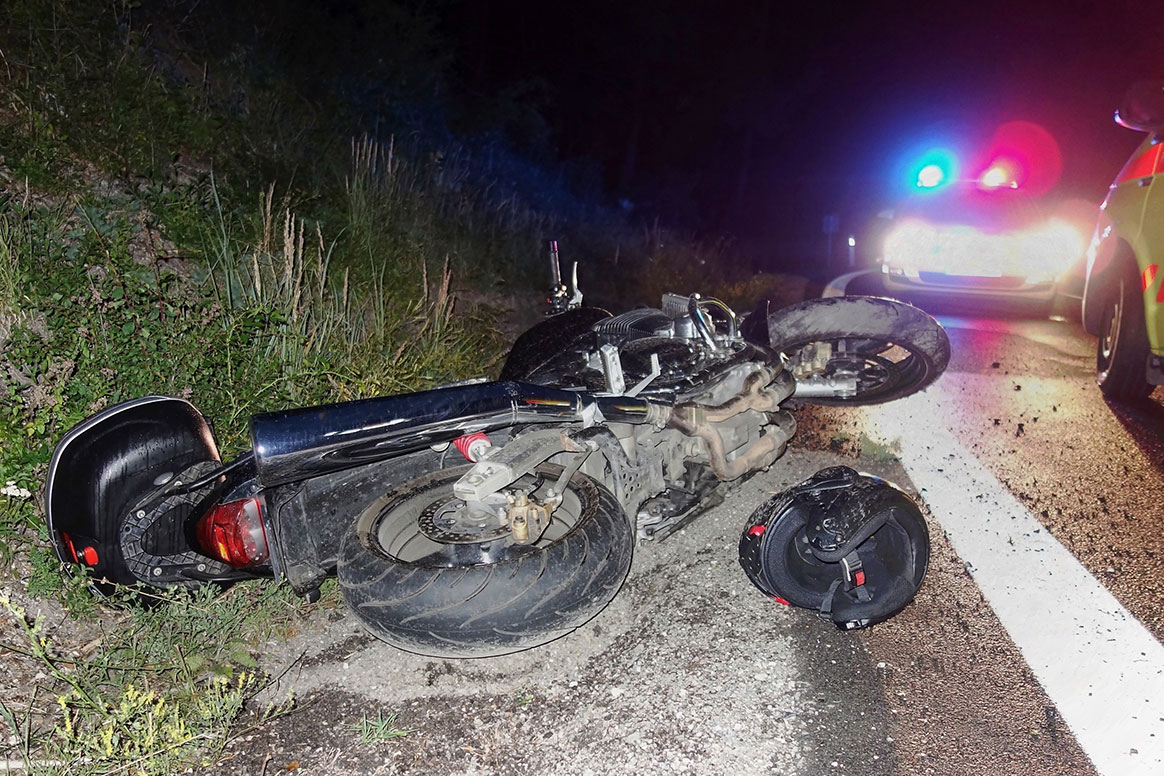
437, 0, 1160, 268
3, 4, 1164, 771
61, 0, 1151, 281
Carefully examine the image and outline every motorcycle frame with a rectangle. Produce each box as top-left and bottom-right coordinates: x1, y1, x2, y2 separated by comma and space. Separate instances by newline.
45, 298, 796, 600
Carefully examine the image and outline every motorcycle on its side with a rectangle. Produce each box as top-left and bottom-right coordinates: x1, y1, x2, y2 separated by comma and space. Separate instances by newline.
44, 244, 948, 657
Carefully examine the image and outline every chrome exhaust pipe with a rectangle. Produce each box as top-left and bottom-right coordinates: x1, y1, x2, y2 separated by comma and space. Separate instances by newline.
250, 381, 669, 486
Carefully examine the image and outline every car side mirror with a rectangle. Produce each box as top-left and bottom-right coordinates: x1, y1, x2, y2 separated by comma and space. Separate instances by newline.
1116, 81, 1164, 132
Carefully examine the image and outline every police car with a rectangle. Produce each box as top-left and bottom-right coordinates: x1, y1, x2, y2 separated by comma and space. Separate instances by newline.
1082, 82, 1164, 400
880, 124, 1087, 308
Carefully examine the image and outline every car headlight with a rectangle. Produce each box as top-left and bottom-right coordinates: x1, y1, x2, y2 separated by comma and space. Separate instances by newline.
883, 220, 939, 273
884, 218, 1084, 282
1014, 220, 1085, 282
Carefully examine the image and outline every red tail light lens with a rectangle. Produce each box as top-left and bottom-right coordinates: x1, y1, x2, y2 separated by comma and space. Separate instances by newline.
196, 498, 270, 568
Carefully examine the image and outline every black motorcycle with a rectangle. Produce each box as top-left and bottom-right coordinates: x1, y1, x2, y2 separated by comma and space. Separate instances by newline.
45, 245, 947, 657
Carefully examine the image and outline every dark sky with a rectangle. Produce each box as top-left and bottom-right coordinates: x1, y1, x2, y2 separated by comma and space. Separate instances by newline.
445, 0, 1161, 257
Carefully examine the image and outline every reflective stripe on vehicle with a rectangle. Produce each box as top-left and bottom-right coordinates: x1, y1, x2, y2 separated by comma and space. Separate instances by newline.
1143, 264, 1164, 304
1116, 143, 1164, 184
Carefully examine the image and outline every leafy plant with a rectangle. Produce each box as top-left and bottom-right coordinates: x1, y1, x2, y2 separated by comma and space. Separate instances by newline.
0, 587, 297, 775
350, 710, 414, 744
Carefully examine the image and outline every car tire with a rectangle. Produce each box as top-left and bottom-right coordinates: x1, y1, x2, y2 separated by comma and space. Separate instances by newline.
1096, 259, 1155, 400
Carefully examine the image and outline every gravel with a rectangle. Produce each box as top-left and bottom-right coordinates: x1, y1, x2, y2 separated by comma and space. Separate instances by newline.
211, 449, 897, 776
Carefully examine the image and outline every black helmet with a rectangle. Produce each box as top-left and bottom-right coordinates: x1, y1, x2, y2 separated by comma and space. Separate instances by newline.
739, 466, 929, 629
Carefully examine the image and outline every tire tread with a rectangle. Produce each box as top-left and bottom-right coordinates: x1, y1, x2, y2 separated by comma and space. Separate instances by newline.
1096, 260, 1155, 400
337, 468, 632, 657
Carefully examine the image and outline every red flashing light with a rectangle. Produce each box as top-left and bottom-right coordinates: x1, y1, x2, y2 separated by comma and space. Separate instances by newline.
983, 121, 1061, 196
979, 160, 1022, 189
196, 498, 269, 569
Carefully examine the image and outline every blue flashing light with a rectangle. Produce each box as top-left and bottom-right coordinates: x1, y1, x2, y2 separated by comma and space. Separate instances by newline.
916, 164, 945, 188
909, 148, 958, 191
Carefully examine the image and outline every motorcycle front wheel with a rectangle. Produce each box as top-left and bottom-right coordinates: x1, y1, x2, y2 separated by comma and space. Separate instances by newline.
767, 296, 950, 405
337, 462, 633, 657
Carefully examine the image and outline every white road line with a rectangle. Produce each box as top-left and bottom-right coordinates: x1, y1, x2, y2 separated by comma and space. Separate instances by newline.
867, 387, 1164, 776
822, 270, 879, 298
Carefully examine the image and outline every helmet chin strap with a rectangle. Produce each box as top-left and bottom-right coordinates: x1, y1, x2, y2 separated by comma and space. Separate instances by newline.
818, 549, 873, 628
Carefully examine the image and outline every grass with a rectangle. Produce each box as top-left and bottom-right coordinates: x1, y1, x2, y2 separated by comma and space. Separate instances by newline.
1, 586, 299, 774
350, 710, 414, 744
0, 2, 803, 773
0, 213, 27, 305
0, 161, 501, 772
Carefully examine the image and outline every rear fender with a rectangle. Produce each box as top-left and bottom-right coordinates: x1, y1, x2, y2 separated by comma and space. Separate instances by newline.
45, 396, 220, 594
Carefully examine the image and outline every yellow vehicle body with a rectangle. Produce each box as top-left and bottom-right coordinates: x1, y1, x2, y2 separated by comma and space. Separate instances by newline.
1082, 84, 1164, 398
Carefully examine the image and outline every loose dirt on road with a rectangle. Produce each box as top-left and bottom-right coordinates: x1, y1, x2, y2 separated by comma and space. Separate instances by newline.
201, 443, 1093, 776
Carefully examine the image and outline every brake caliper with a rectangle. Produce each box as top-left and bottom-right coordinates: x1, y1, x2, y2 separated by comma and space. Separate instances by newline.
505, 489, 559, 544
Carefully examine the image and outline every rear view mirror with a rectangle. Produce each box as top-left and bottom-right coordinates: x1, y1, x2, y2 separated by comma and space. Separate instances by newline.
1116, 81, 1164, 132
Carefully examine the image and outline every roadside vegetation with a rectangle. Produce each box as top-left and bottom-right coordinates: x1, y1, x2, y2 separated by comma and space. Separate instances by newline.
0, 1, 807, 771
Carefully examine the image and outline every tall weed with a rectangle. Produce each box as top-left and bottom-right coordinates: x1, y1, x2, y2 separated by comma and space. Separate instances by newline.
205, 177, 497, 413
0, 214, 25, 307
0, 178, 493, 768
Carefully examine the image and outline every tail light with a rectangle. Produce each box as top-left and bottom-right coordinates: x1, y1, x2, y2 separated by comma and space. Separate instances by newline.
196, 498, 270, 568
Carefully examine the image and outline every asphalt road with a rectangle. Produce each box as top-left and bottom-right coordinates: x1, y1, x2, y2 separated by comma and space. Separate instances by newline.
819, 272, 1164, 775
209, 280, 1163, 776
842, 272, 1164, 644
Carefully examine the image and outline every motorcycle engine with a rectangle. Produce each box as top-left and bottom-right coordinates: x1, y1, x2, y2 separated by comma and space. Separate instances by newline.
511, 292, 791, 541
572, 293, 765, 400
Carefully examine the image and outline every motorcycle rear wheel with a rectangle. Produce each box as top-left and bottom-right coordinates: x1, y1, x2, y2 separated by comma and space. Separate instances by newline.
767, 296, 950, 405
337, 463, 632, 657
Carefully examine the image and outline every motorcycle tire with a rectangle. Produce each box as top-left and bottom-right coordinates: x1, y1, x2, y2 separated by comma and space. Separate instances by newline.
767, 295, 950, 405
337, 462, 633, 657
